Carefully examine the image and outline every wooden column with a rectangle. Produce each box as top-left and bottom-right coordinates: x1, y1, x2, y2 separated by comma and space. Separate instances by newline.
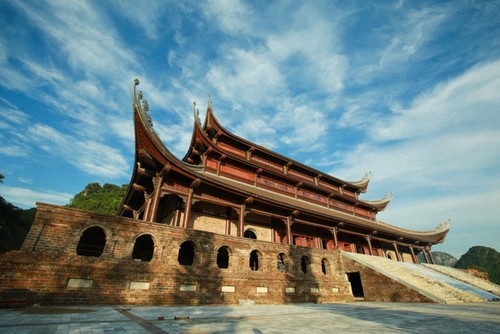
330, 227, 338, 248
421, 247, 430, 264
410, 245, 419, 264
365, 235, 373, 255
225, 207, 232, 235
238, 204, 245, 237
286, 217, 293, 245
393, 241, 402, 262
183, 189, 194, 228
146, 175, 163, 222
427, 246, 435, 264
143, 193, 152, 221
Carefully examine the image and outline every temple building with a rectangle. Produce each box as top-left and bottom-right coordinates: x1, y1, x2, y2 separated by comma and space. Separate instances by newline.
7, 79, 490, 307
120, 79, 449, 264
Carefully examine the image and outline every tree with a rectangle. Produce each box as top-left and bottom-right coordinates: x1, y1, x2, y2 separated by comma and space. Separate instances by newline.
0, 175, 36, 253
68, 183, 128, 215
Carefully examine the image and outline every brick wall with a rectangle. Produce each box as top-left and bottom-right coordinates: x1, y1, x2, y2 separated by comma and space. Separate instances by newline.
1, 203, 359, 305
0, 203, 436, 305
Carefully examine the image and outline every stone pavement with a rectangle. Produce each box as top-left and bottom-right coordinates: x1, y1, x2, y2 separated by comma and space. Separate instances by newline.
0, 302, 499, 334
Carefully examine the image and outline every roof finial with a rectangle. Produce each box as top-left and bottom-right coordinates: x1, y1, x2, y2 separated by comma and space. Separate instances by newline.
132, 79, 153, 130
208, 93, 212, 111
193, 101, 201, 125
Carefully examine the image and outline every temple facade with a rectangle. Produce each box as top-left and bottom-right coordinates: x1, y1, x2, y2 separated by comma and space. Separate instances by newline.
120, 79, 449, 264
0, 80, 451, 306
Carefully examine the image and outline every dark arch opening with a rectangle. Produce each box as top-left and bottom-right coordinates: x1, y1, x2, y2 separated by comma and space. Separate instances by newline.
321, 258, 329, 275
244, 229, 257, 239
301, 256, 310, 274
178, 241, 195, 266
217, 246, 230, 269
277, 253, 287, 272
132, 234, 154, 261
249, 250, 259, 271
76, 226, 106, 257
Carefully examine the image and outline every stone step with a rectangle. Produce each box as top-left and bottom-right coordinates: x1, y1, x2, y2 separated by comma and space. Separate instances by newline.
341, 252, 489, 304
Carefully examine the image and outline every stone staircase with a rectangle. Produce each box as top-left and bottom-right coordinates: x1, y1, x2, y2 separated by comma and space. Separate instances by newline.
342, 251, 487, 304
421, 263, 500, 297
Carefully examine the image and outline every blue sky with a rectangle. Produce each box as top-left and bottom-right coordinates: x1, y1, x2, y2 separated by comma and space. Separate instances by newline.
1, 0, 499, 258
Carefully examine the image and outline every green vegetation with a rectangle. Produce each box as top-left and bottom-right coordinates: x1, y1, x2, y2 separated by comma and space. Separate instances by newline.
455, 246, 500, 284
0, 173, 36, 253
67, 182, 128, 215
0, 197, 35, 254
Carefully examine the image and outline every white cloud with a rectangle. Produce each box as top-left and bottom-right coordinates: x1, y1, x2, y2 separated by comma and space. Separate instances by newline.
26, 124, 129, 179
0, 106, 30, 125
0, 145, 30, 158
378, 7, 449, 68
0, 185, 73, 208
204, 0, 254, 36
374, 60, 500, 142
207, 49, 286, 107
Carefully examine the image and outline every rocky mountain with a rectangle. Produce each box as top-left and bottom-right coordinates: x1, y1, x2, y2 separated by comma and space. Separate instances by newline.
455, 246, 500, 284
417, 251, 457, 267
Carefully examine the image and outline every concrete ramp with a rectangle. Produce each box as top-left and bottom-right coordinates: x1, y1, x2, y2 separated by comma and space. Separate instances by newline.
341, 252, 498, 304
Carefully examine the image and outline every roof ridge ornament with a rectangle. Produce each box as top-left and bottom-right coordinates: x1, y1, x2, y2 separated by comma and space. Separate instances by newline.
133, 79, 154, 130
193, 101, 201, 125
208, 93, 213, 111
436, 219, 452, 231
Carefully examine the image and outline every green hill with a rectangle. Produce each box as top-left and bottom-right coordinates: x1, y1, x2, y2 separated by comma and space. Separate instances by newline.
454, 246, 500, 284
67, 182, 127, 215
0, 179, 127, 253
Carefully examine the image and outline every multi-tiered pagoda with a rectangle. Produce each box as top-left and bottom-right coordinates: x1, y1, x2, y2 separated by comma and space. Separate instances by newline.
121, 79, 450, 264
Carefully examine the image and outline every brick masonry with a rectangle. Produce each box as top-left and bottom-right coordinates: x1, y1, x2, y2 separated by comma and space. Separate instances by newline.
0, 203, 435, 305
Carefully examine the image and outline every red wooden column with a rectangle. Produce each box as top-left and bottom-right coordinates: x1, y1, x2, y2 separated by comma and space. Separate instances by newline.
421, 247, 430, 263
182, 189, 193, 228
238, 204, 245, 237
225, 207, 232, 235
182, 178, 201, 228
427, 246, 435, 264
329, 227, 338, 248
410, 245, 419, 264
365, 235, 373, 255
286, 217, 293, 245
146, 175, 163, 222
392, 241, 402, 262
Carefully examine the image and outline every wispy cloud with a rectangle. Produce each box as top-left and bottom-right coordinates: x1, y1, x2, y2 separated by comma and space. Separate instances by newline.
26, 124, 129, 179
0, 185, 73, 208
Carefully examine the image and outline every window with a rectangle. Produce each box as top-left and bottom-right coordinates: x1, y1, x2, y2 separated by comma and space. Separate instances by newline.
277, 253, 287, 272
301, 256, 310, 274
217, 246, 230, 269
321, 258, 329, 275
178, 241, 195, 266
249, 250, 260, 271
132, 234, 154, 261
244, 229, 257, 239
76, 226, 106, 257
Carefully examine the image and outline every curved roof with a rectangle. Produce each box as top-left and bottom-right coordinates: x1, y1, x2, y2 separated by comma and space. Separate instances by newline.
202, 104, 372, 193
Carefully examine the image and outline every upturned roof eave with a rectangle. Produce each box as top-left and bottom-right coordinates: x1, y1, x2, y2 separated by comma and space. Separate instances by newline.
204, 105, 370, 192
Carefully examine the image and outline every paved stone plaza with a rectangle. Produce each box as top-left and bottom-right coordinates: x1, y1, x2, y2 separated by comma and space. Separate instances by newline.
0, 302, 499, 334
